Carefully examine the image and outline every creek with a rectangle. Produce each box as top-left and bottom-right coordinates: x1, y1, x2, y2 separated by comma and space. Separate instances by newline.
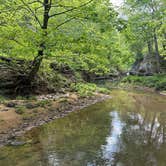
0, 90, 166, 166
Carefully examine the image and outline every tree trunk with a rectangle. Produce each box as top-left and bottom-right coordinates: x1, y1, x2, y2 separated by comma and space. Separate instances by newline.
28, 0, 50, 82
28, 47, 44, 81
147, 40, 153, 56
153, 30, 160, 73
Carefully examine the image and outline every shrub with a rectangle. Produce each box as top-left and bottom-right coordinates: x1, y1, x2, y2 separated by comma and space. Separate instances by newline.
15, 106, 26, 114
37, 100, 51, 108
71, 83, 110, 97
121, 74, 166, 91
0, 95, 6, 104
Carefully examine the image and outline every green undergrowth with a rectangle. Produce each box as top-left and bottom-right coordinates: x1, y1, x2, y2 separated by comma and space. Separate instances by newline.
15, 106, 26, 114
0, 95, 7, 104
39, 61, 110, 97
121, 74, 166, 91
71, 83, 110, 97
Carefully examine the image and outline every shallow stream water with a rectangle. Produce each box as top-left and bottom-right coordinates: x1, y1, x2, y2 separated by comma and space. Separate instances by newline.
0, 90, 166, 166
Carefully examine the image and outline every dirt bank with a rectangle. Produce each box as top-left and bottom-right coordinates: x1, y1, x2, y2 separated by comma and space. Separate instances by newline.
0, 93, 111, 146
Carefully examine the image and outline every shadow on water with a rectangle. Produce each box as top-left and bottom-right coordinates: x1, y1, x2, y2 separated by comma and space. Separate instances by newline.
0, 90, 166, 166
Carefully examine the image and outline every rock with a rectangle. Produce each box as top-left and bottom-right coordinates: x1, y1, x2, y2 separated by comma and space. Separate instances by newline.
130, 54, 163, 75
9, 140, 26, 146
1, 109, 9, 112
6, 102, 17, 108
160, 91, 166, 96
25, 103, 38, 109
0, 131, 7, 134
70, 94, 78, 101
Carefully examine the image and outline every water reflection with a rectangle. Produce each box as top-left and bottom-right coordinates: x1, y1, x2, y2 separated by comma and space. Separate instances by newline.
112, 112, 166, 166
102, 112, 124, 162
0, 90, 166, 166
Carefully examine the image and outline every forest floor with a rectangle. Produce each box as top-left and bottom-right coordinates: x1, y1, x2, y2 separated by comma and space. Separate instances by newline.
0, 92, 111, 147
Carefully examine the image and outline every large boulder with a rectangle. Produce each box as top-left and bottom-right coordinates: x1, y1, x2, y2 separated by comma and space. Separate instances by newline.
130, 54, 166, 75
138, 56, 158, 74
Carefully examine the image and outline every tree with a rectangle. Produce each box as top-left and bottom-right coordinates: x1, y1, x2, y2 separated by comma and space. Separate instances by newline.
0, 0, 95, 84
0, 0, 135, 94
123, 0, 165, 72
27, 0, 95, 82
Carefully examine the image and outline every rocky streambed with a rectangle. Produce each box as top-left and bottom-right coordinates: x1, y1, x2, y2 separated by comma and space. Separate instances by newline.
0, 92, 111, 146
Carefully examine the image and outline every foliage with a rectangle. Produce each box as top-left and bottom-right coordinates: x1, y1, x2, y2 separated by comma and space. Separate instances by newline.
36, 100, 52, 108
0, 0, 165, 95
0, 95, 6, 104
0, 0, 134, 80
15, 106, 26, 114
122, 0, 166, 60
71, 83, 110, 97
122, 74, 166, 90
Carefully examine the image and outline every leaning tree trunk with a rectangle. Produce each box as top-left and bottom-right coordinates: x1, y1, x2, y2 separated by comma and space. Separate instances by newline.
28, 0, 50, 82
153, 29, 160, 73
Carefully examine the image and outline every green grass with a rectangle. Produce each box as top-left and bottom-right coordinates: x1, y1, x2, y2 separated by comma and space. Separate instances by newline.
121, 74, 166, 90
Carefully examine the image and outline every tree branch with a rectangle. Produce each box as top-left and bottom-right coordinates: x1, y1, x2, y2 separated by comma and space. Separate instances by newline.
55, 17, 76, 30
49, 0, 93, 18
20, 0, 42, 28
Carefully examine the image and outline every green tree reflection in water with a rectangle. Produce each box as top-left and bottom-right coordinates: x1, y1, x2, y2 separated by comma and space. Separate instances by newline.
110, 91, 166, 166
